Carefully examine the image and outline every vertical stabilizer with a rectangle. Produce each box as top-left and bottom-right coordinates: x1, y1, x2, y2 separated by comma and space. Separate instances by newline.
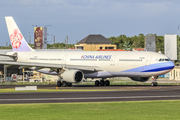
5, 16, 34, 52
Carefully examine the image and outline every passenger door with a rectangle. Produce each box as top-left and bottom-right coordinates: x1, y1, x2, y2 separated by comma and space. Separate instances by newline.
62, 55, 68, 65
110, 55, 116, 66
145, 55, 152, 65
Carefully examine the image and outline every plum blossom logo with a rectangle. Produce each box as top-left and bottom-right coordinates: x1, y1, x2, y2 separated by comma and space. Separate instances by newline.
10, 29, 23, 49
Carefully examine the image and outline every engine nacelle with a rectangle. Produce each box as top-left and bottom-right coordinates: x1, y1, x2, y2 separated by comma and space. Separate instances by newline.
61, 70, 84, 83
130, 77, 149, 82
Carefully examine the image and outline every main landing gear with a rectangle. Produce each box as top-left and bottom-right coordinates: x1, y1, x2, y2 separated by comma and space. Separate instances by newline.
151, 76, 158, 87
57, 81, 72, 87
95, 79, 110, 86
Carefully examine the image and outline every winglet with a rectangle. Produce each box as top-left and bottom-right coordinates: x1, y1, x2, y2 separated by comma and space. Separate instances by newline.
5, 16, 34, 52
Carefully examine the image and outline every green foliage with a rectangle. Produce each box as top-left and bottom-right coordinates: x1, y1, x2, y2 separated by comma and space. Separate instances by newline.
177, 35, 180, 64
123, 41, 131, 50
47, 43, 75, 49
109, 34, 145, 49
156, 35, 164, 54
0, 43, 75, 50
108, 34, 165, 53
0, 45, 12, 49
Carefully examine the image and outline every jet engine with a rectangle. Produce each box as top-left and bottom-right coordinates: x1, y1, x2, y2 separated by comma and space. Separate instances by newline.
130, 77, 149, 82
61, 70, 84, 83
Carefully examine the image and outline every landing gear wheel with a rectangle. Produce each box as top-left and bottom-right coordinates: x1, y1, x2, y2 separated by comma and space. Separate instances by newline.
105, 80, 110, 86
68, 83, 72, 87
154, 82, 158, 86
151, 82, 154, 87
57, 81, 62, 87
100, 80, 104, 86
151, 76, 158, 87
62, 81, 67, 87
95, 80, 99, 86
151, 82, 158, 87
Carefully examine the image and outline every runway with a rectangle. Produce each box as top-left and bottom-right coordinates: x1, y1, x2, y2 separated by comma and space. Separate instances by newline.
0, 86, 180, 104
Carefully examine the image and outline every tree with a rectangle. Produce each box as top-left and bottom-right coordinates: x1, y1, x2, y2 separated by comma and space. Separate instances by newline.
156, 36, 164, 53
123, 41, 131, 50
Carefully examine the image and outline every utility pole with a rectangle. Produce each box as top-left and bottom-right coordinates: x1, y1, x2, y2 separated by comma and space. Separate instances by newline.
65, 38, 66, 49
67, 35, 68, 49
178, 26, 180, 65
29, 36, 31, 44
53, 35, 55, 48
53, 35, 55, 44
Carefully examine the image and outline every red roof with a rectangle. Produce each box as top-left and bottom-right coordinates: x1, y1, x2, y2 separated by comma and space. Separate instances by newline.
98, 49, 127, 51
133, 48, 145, 51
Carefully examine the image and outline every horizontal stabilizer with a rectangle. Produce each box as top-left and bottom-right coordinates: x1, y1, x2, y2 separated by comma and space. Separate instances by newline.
0, 53, 18, 61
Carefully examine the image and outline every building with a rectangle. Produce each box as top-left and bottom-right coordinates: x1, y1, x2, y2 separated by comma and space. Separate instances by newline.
132, 48, 146, 51
98, 49, 127, 51
169, 66, 180, 80
75, 34, 116, 51
145, 36, 156, 52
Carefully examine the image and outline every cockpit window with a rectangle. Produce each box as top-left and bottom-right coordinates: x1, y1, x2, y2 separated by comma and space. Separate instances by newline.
167, 57, 172, 61
159, 58, 170, 62
165, 59, 169, 61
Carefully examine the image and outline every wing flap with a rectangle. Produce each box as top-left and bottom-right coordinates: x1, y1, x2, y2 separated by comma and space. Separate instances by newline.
0, 61, 103, 71
0, 61, 62, 68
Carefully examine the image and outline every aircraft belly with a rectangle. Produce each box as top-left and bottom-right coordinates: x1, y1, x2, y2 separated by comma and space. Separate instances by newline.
108, 69, 171, 78
84, 71, 113, 78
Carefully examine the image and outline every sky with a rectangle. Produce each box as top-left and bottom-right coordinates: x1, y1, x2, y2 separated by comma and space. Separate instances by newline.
0, 0, 180, 46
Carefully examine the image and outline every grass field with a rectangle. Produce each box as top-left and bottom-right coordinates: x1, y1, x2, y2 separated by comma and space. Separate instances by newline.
0, 100, 180, 120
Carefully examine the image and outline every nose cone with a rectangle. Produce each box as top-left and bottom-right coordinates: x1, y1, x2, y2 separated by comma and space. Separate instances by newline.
168, 61, 175, 70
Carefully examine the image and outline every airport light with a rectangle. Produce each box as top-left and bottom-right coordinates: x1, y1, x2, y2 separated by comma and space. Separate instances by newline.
28, 32, 34, 44
44, 25, 51, 27
32, 25, 40, 27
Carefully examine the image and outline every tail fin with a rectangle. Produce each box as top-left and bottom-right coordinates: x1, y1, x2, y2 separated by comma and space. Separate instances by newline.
5, 16, 34, 52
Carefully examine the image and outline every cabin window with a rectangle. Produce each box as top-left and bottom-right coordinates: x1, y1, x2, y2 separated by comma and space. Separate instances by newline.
76, 46, 84, 50
105, 47, 114, 49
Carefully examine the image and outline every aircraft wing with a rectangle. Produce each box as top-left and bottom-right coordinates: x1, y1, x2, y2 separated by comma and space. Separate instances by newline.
0, 60, 103, 71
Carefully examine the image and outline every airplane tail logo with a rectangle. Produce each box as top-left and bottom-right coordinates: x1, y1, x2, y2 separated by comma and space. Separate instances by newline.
5, 16, 34, 52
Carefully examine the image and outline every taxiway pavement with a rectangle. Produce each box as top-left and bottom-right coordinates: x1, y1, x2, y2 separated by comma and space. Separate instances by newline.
0, 85, 180, 104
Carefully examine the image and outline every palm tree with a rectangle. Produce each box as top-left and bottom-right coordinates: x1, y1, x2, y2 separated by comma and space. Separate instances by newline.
123, 41, 131, 51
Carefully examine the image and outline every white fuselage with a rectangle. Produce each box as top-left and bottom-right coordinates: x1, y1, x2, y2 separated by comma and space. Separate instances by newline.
12, 50, 174, 78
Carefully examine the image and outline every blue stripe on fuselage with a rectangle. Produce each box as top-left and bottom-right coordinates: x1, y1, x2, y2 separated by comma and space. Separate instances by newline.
122, 61, 174, 72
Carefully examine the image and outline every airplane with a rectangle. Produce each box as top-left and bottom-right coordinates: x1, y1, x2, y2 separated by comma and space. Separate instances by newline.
0, 16, 174, 87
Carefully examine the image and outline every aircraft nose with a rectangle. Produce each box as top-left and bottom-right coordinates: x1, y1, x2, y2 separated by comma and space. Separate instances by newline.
167, 61, 174, 70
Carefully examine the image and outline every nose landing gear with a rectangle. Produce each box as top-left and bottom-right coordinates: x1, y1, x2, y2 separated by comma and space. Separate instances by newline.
151, 76, 158, 87
151, 82, 158, 86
